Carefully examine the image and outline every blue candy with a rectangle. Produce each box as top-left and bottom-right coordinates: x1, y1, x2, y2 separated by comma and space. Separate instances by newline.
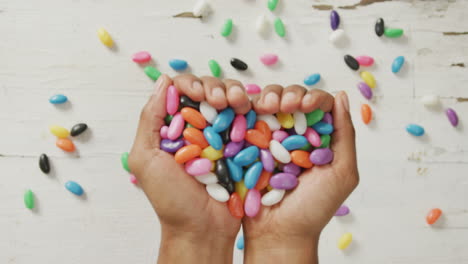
169, 59, 188, 71
406, 124, 424, 136
227, 158, 243, 182
392, 56, 405, 73
244, 161, 263, 189
312, 122, 334, 135
236, 236, 244, 250
304, 73, 321, 86
233, 146, 259, 167
212, 108, 235, 132
281, 135, 308, 151
245, 110, 257, 129
65, 181, 84, 196
203, 126, 223, 150
49, 94, 68, 104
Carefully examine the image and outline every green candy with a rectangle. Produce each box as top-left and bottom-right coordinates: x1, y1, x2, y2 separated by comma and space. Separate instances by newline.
208, 59, 221, 77
305, 109, 324, 126
144, 66, 161, 81
164, 114, 174, 125
384, 28, 404, 38
121, 152, 130, 172
274, 18, 285, 37
221, 19, 233, 37
299, 142, 312, 152
24, 189, 34, 209
268, 0, 279, 11
186, 123, 194, 128
320, 135, 331, 148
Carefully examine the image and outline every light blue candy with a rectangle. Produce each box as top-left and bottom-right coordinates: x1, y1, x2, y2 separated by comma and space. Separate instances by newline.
244, 161, 263, 189
233, 146, 259, 167
236, 236, 244, 250
392, 56, 405, 73
169, 59, 188, 71
65, 181, 84, 196
281, 135, 308, 151
203, 126, 223, 150
49, 94, 68, 104
312, 121, 334, 135
212, 107, 235, 133
406, 124, 424, 136
304, 73, 321, 86
227, 158, 243, 182
245, 110, 257, 129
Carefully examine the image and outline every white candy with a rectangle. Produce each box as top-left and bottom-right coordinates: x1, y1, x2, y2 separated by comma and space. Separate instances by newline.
293, 111, 307, 135
258, 114, 281, 131
261, 189, 285, 206
269, 140, 291, 163
329, 29, 345, 44
194, 172, 218, 184
420, 95, 440, 107
200, 101, 217, 124
193, 0, 210, 17
256, 14, 268, 36
206, 183, 229, 202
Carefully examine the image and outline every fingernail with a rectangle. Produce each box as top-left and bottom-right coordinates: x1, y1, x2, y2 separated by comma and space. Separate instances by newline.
282, 92, 296, 104
192, 81, 203, 92
154, 76, 165, 94
229, 85, 244, 96
303, 94, 313, 104
341, 92, 350, 112
264, 92, 279, 105
212, 87, 225, 98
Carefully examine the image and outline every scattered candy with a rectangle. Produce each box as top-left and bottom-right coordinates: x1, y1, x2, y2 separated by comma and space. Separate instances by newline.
304, 73, 321, 86
236, 236, 244, 250
56, 138, 75, 152
375, 18, 384, 37
261, 188, 285, 206
335, 205, 350, 216
132, 51, 151, 63
392, 56, 405, 73
193, 0, 210, 17
49, 94, 68, 104
130, 174, 138, 184
24, 189, 34, 209
208, 59, 221, 77
355, 56, 374, 67
420, 95, 440, 107
329, 29, 345, 44
361, 104, 372, 125
230, 58, 248, 71
97, 27, 113, 47
70, 123, 88, 137
144, 66, 161, 81
206, 183, 230, 202
406, 124, 425, 136
268, 0, 279, 11
169, 59, 188, 71
260, 54, 278, 66
274, 17, 286, 37
426, 208, 442, 225
357, 82, 373, 100
65, 181, 84, 196
445, 108, 459, 127
121, 152, 130, 172
256, 14, 268, 36
330, 10, 340, 30
50, 125, 70, 138
221, 19, 233, 37
344, 55, 359, 71
245, 84, 261, 94
39, 153, 50, 174
360, 71, 376, 89
384, 28, 404, 38
338, 232, 353, 250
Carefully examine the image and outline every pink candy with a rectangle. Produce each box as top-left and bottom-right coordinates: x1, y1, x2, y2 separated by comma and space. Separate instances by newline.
272, 130, 289, 142
260, 54, 278, 66
245, 84, 261, 94
244, 189, 261, 217
185, 158, 212, 176
167, 113, 184, 140
166, 85, 179, 115
132, 51, 152, 63
305, 128, 321, 147
355, 56, 374, 67
231, 115, 247, 142
160, 126, 169, 139
130, 174, 138, 184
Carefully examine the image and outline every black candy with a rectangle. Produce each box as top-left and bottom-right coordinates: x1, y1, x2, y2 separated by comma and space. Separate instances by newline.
180, 95, 200, 110
220, 126, 231, 144
39, 153, 50, 174
215, 159, 231, 184
70, 123, 88, 137
375, 18, 384, 37
230, 58, 248, 71
220, 179, 235, 194
344, 55, 359, 71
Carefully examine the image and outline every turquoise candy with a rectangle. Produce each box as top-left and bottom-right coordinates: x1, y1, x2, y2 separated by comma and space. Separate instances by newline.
244, 161, 263, 189
304, 73, 321, 86
169, 59, 188, 71
233, 146, 259, 167
65, 181, 84, 196
212, 107, 235, 133
236, 236, 244, 250
227, 158, 243, 182
392, 56, 405, 73
203, 126, 223, 150
245, 110, 257, 129
281, 135, 308, 151
49, 94, 68, 104
312, 122, 334, 135
406, 124, 425, 136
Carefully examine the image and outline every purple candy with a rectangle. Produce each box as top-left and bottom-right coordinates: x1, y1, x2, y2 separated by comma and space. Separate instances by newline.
282, 163, 301, 176
270, 173, 298, 190
310, 148, 334, 165
322, 112, 333, 125
260, 149, 275, 172
330, 10, 340, 30
285, 128, 297, 135
445, 108, 459, 127
161, 139, 185, 153
357, 82, 373, 100
334, 205, 350, 216
224, 141, 244, 158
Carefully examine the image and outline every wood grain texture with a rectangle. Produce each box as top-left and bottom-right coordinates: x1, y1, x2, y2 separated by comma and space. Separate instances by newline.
1, 0, 467, 263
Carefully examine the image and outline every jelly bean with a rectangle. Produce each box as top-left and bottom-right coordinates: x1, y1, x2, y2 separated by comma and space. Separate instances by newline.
230, 115, 247, 142
144, 66, 161, 81
357, 82, 373, 100
194, 172, 218, 184
166, 85, 179, 115
392, 56, 405, 73
330, 10, 340, 30
215, 159, 231, 184
193, 0, 210, 17
277, 112, 294, 129
255, 121, 272, 141
446, 108, 459, 127
70, 123, 88, 137
235, 180, 248, 201
224, 141, 244, 158
361, 104, 372, 125
185, 158, 212, 176
323, 113, 333, 125
244, 162, 263, 189
245, 84, 261, 94
234, 146, 259, 166
344, 55, 359, 71
236, 236, 244, 250
406, 124, 425, 136
56, 138, 75, 152
306, 109, 324, 126
338, 233, 352, 250
183, 127, 209, 148
269, 140, 291, 164
180, 95, 200, 110
310, 148, 334, 165
169, 59, 188, 71
39, 153, 50, 174
49, 94, 68, 104
272, 130, 289, 143
130, 174, 138, 184
270, 173, 298, 190
355, 56, 374, 67
257, 114, 281, 131
97, 27, 113, 47
246, 110, 257, 129
426, 208, 442, 225
286, 127, 297, 136
167, 113, 184, 140
256, 14, 268, 36
221, 19, 233, 37
375, 18, 384, 37
268, 0, 279, 11
230, 58, 248, 71
320, 134, 331, 148
24, 189, 34, 209
220, 178, 235, 194
181, 107, 207, 129
335, 205, 350, 216
260, 149, 275, 172
384, 28, 404, 38
255, 170, 272, 190
226, 158, 243, 182
260, 54, 279, 66
201, 146, 224, 161
65, 181, 84, 196
420, 95, 440, 107
175, 145, 202, 164
245, 129, 269, 149
329, 29, 345, 44
132, 51, 151, 63
164, 114, 174, 125
261, 188, 285, 206
50, 125, 70, 138
206, 183, 230, 202
228, 193, 244, 218
360, 71, 376, 89
304, 73, 321, 86
282, 135, 308, 151
244, 189, 261, 217
274, 18, 286, 37
208, 59, 221, 77
121, 152, 131, 172
212, 108, 235, 133
312, 122, 334, 135
291, 150, 314, 168
299, 142, 312, 152
199, 101, 217, 124
282, 163, 301, 176
293, 112, 307, 135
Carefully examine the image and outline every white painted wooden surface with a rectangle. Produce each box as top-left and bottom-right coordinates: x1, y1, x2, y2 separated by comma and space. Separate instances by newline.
1, 0, 467, 263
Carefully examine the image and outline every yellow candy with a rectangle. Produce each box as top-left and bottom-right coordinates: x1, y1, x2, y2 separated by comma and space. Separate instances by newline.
276, 112, 294, 129
360, 71, 376, 89
235, 180, 248, 201
97, 27, 114, 47
266, 185, 273, 191
337, 232, 352, 250
201, 146, 224, 161
49, 125, 70, 138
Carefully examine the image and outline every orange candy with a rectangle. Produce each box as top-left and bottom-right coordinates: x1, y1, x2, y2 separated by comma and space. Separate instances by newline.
254, 170, 272, 190
183, 127, 209, 148
426, 208, 442, 225
254, 120, 272, 141
245, 129, 269, 149
56, 138, 75, 152
181, 107, 207, 129
228, 193, 244, 219
291, 150, 314, 168
174, 145, 202, 164
361, 104, 372, 125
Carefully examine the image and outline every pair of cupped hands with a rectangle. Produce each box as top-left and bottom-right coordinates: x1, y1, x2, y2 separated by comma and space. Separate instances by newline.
128, 74, 359, 264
